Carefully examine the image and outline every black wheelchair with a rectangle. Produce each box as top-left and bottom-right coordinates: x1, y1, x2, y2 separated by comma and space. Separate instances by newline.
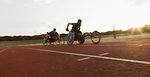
67, 30, 101, 46
42, 35, 64, 45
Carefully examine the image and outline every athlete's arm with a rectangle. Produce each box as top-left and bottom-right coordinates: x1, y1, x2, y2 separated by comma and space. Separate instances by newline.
67, 23, 75, 28
56, 32, 60, 39
66, 23, 75, 31
66, 23, 71, 28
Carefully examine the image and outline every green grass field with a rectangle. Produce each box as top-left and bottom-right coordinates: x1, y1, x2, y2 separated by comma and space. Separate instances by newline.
0, 39, 43, 48
0, 33, 150, 48
101, 33, 150, 42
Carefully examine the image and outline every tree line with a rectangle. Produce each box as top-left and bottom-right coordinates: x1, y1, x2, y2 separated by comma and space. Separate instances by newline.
0, 35, 42, 41
0, 25, 150, 41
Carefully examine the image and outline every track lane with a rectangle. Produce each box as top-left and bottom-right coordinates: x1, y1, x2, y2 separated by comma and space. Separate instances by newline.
1, 40, 150, 77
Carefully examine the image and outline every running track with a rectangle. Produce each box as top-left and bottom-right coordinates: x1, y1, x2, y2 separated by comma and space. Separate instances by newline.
0, 40, 150, 77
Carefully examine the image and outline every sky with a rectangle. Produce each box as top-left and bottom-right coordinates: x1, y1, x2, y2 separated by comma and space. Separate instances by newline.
0, 0, 150, 36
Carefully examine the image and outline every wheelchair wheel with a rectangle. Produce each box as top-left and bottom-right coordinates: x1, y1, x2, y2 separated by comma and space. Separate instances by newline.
78, 35, 85, 44
91, 32, 101, 44
57, 37, 65, 45
61, 37, 65, 45
67, 31, 75, 46
43, 38, 47, 45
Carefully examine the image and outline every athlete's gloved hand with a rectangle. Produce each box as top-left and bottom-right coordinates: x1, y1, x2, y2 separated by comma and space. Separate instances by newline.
66, 28, 69, 31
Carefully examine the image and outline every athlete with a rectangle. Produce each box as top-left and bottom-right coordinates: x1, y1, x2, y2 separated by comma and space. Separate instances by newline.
66, 19, 82, 34
48, 28, 60, 44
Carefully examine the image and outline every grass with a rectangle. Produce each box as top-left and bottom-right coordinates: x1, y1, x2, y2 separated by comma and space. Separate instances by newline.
82, 33, 150, 43
0, 33, 150, 48
101, 33, 150, 42
0, 39, 43, 48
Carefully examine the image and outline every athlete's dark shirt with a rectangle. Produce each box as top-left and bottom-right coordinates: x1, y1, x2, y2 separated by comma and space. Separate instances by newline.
49, 31, 58, 38
72, 23, 80, 31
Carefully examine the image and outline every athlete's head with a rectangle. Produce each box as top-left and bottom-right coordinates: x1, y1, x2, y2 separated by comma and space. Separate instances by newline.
77, 19, 82, 23
77, 19, 82, 26
53, 28, 56, 33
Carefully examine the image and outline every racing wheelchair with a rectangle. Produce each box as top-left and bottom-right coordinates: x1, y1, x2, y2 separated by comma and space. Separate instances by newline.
42, 34, 64, 45
67, 30, 101, 46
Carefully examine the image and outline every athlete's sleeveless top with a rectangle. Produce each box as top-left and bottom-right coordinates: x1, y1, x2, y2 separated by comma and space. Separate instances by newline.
72, 23, 80, 31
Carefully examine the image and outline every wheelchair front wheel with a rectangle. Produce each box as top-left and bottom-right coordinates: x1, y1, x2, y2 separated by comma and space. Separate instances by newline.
91, 32, 101, 44
67, 31, 75, 46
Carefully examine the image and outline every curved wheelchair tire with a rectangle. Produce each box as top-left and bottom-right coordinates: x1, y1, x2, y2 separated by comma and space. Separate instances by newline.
58, 37, 65, 45
43, 38, 47, 45
78, 35, 85, 44
67, 31, 75, 46
91, 33, 101, 44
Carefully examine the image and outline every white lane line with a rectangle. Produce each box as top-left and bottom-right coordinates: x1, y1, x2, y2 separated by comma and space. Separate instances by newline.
77, 53, 109, 61
79, 43, 150, 47
138, 43, 150, 47
77, 44, 140, 47
77, 57, 91, 61
24, 47, 150, 65
99, 53, 109, 56
0, 48, 8, 53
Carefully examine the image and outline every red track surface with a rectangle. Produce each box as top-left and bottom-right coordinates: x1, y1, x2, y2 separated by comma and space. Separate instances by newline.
0, 40, 150, 77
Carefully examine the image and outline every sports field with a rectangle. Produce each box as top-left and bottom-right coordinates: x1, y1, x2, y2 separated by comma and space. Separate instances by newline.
0, 33, 150, 48
0, 39, 150, 77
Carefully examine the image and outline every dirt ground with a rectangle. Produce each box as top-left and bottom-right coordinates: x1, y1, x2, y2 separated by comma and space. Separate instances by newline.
0, 40, 150, 77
